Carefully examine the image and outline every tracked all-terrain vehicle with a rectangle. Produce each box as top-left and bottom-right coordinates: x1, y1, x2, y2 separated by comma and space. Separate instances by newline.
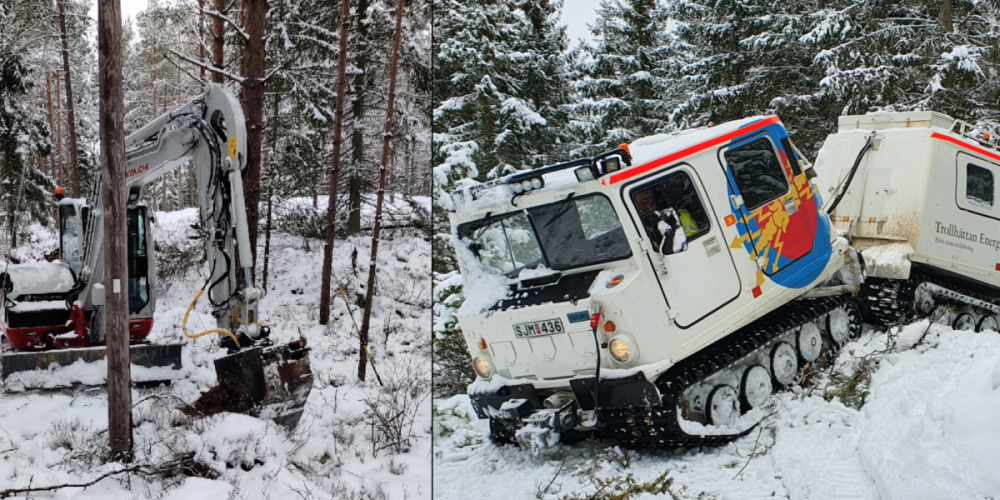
0, 84, 312, 429
446, 116, 866, 447
815, 111, 1000, 334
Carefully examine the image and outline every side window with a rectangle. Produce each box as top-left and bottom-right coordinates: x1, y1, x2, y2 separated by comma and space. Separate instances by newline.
724, 137, 789, 210
967, 163, 994, 208
631, 170, 711, 244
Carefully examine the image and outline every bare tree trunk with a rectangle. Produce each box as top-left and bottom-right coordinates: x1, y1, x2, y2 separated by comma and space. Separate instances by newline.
940, 0, 953, 32
319, 0, 351, 326
199, 0, 206, 83
4, 150, 14, 250
45, 73, 54, 179
241, 0, 267, 278
57, 0, 80, 197
212, 0, 225, 84
56, 70, 64, 188
262, 86, 280, 290
98, 0, 132, 461
239, 0, 246, 78
358, 0, 404, 382
347, 0, 370, 235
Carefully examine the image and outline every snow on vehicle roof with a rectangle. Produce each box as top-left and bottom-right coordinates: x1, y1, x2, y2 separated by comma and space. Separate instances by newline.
450, 116, 775, 216
4, 261, 75, 300
627, 115, 770, 168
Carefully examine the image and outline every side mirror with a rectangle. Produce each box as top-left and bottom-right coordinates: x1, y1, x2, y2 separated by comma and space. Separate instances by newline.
654, 208, 688, 256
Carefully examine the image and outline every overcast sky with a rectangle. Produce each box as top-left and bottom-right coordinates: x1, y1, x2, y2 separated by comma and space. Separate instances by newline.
561, 0, 601, 49
87, 0, 150, 29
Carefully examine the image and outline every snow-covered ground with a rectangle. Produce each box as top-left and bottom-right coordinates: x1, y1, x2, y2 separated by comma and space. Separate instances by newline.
434, 321, 1000, 500
0, 200, 431, 499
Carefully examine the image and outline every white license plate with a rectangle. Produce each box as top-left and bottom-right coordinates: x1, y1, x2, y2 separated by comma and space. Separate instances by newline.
513, 318, 565, 338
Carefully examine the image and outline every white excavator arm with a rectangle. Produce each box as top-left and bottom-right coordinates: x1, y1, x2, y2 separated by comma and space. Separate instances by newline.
69, 83, 264, 346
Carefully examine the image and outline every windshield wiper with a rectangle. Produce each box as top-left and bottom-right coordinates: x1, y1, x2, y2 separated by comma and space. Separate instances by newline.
541, 192, 576, 229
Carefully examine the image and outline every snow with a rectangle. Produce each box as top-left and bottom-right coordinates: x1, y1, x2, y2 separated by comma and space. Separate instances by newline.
8, 299, 67, 312
453, 235, 513, 315
862, 242, 914, 279
434, 324, 1000, 499
4, 357, 183, 391
0, 203, 431, 499
3, 261, 76, 300
628, 116, 769, 167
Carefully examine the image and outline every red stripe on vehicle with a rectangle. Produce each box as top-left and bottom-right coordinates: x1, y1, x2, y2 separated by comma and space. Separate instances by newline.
603, 115, 782, 185
931, 132, 1000, 163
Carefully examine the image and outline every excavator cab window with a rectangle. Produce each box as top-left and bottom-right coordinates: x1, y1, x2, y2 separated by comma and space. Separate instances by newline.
724, 137, 789, 210
967, 163, 994, 208
59, 204, 84, 276
127, 207, 150, 314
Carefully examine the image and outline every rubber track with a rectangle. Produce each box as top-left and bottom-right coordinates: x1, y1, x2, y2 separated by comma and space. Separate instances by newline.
862, 273, 999, 327
600, 296, 859, 448
861, 277, 917, 326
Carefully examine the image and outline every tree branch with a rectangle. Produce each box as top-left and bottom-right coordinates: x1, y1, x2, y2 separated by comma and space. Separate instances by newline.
0, 465, 152, 499
170, 49, 245, 83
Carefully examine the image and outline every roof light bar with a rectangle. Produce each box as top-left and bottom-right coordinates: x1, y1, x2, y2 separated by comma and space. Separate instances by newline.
449, 147, 634, 207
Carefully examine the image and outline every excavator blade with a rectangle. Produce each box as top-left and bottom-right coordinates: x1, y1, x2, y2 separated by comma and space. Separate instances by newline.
1, 343, 183, 380
189, 338, 313, 430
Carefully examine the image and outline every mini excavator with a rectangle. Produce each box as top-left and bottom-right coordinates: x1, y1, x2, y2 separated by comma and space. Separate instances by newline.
0, 84, 312, 428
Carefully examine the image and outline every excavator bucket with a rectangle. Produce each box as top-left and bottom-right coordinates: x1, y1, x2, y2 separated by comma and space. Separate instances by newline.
1, 343, 183, 380
188, 338, 313, 430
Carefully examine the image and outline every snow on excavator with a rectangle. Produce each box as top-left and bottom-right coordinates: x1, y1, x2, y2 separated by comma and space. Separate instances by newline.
0, 84, 312, 429
445, 116, 863, 448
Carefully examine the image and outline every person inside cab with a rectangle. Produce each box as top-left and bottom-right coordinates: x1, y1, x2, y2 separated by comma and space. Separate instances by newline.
633, 188, 701, 255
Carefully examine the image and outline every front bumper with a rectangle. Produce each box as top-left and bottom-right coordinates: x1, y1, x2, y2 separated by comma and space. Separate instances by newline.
469, 372, 662, 433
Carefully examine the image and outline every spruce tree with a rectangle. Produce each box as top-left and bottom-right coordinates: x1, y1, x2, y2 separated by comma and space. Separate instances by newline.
805, 0, 1000, 131
571, 0, 674, 155
666, 0, 838, 155
0, 1, 54, 241
434, 0, 575, 180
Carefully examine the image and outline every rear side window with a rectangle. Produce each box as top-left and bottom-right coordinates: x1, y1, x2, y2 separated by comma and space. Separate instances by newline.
724, 137, 789, 210
967, 163, 994, 208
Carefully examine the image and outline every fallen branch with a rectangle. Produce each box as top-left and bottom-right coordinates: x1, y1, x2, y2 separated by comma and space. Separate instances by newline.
541, 449, 570, 496
733, 427, 765, 480
0, 465, 151, 499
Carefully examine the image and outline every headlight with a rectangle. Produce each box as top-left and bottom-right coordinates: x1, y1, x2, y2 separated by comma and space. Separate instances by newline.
473, 356, 494, 379
608, 337, 633, 363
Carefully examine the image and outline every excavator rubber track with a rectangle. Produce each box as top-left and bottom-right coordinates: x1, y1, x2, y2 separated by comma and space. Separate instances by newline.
601, 296, 862, 448
1, 343, 183, 380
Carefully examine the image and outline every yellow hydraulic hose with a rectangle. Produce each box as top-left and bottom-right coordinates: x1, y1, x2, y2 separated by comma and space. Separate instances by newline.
182, 288, 240, 347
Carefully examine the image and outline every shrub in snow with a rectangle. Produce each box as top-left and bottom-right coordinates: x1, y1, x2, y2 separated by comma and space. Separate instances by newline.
362, 358, 430, 458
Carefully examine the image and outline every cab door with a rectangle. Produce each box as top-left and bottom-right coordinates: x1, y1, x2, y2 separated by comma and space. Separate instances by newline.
720, 133, 817, 277
623, 164, 742, 328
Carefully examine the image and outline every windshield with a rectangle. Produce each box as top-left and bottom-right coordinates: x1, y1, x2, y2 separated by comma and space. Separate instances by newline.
458, 194, 631, 275
59, 204, 83, 277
